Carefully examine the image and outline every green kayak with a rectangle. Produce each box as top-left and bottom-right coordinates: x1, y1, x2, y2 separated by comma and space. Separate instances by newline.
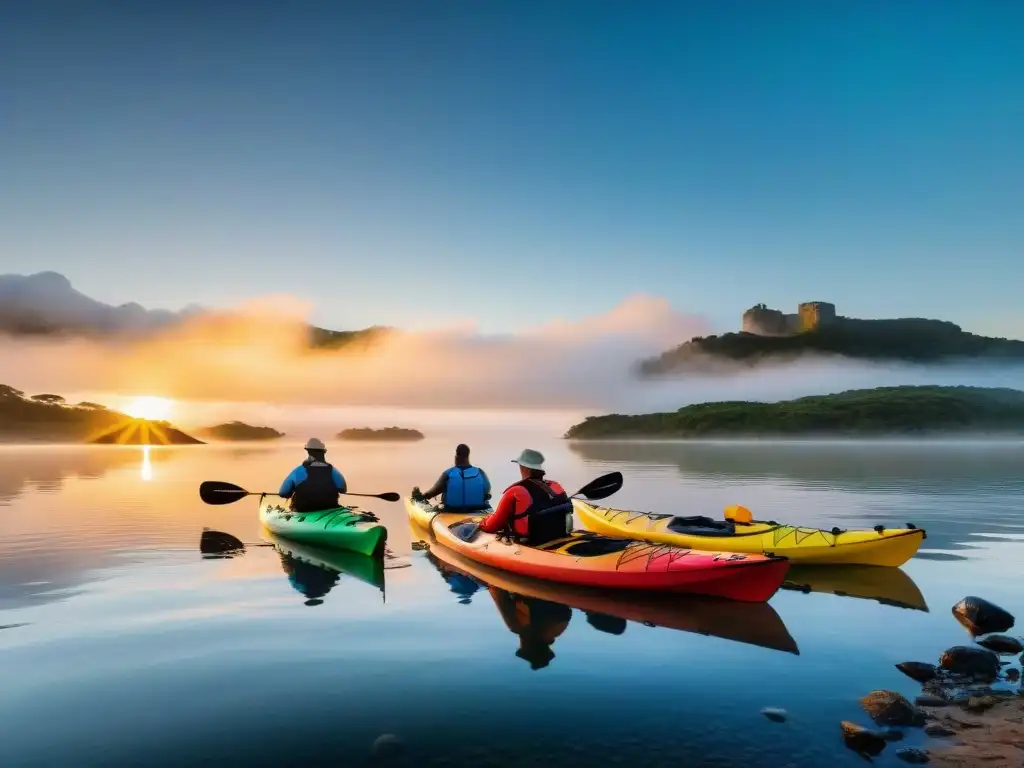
258, 496, 387, 557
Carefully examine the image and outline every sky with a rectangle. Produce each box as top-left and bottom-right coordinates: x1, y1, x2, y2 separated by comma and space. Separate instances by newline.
1, 1, 1022, 336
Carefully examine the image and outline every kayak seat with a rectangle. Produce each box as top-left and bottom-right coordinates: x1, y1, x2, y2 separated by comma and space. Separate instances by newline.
448, 520, 482, 543
666, 516, 737, 537
557, 534, 632, 557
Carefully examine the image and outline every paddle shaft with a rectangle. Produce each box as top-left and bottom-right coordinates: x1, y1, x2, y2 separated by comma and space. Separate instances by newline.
209, 489, 396, 501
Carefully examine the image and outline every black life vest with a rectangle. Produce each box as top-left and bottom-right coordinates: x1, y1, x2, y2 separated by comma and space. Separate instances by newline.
508, 478, 573, 546
290, 460, 339, 513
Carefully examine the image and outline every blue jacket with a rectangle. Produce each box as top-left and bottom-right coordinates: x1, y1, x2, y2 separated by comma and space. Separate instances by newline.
279, 464, 347, 497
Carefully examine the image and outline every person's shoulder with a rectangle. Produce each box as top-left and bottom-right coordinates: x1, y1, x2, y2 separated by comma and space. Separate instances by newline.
549, 479, 566, 493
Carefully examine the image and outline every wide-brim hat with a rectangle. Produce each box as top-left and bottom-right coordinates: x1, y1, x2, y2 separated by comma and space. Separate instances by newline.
511, 448, 545, 470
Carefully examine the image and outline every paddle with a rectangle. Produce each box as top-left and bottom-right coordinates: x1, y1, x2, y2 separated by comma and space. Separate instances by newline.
199, 480, 400, 505
429, 471, 625, 543
571, 471, 623, 502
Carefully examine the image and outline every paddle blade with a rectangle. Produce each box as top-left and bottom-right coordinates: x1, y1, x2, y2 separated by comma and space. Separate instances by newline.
199, 481, 249, 505
573, 471, 623, 501
200, 528, 246, 555
377, 492, 400, 502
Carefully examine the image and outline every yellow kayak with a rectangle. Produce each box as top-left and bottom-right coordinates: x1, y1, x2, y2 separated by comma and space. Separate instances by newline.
573, 500, 926, 567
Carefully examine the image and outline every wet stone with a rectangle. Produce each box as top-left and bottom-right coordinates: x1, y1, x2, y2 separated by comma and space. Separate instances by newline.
896, 747, 930, 764
860, 690, 926, 727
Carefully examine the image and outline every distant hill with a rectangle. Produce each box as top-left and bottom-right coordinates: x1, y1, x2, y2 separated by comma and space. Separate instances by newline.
197, 421, 285, 441
337, 427, 425, 442
0, 384, 203, 445
639, 318, 1024, 376
565, 385, 1024, 439
0, 271, 386, 351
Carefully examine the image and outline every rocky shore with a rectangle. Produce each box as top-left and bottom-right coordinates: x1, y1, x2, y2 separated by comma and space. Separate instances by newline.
838, 596, 1022, 765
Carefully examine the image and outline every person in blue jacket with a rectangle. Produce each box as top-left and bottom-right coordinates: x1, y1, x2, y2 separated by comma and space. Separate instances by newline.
278, 438, 347, 512
413, 443, 491, 511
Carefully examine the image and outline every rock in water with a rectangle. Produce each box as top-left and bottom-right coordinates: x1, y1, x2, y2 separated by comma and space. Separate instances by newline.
952, 596, 1014, 635
840, 721, 887, 758
938, 646, 1000, 680
860, 690, 926, 727
976, 634, 1024, 655
896, 747, 930, 764
760, 707, 787, 723
896, 661, 939, 683
371, 734, 405, 764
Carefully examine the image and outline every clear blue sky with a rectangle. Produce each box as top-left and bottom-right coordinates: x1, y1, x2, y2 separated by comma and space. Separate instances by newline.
1, 1, 1021, 334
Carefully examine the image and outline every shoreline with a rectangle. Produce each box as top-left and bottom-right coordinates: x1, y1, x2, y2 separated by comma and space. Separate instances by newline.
565, 435, 1024, 443
925, 696, 1024, 767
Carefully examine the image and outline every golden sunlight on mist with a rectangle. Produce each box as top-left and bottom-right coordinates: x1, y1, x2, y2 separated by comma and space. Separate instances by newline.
123, 396, 175, 421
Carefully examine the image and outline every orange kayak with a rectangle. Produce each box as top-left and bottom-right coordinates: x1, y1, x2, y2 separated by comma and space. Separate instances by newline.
414, 519, 800, 654
406, 497, 790, 603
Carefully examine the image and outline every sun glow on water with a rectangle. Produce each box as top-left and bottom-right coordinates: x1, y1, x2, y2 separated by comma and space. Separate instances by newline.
140, 446, 153, 481
124, 396, 174, 421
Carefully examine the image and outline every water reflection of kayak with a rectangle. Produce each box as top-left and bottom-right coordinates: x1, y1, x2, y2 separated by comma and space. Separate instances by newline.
413, 520, 799, 655
781, 564, 928, 612
261, 530, 386, 605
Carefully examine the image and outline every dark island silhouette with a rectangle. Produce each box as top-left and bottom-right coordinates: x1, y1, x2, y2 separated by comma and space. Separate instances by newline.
336, 427, 425, 442
565, 385, 1024, 439
197, 421, 284, 441
0, 384, 203, 445
640, 301, 1024, 376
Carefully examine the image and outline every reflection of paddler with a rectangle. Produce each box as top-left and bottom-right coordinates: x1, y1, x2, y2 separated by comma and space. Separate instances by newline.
277, 552, 340, 606
425, 550, 483, 603
264, 531, 386, 605
488, 587, 571, 670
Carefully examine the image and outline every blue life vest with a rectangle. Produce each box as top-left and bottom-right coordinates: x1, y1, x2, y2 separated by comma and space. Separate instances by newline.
443, 465, 486, 510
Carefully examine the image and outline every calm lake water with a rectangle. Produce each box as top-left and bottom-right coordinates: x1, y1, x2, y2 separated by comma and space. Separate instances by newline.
2, 435, 1024, 766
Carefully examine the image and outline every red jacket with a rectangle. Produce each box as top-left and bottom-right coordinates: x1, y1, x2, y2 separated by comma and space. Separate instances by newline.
479, 479, 566, 537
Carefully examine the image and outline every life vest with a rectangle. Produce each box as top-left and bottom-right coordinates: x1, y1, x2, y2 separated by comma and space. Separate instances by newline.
289, 459, 340, 513
507, 478, 573, 546
443, 465, 487, 510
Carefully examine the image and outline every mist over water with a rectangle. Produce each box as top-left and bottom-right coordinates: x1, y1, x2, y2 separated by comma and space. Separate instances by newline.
3, 275, 1023, 419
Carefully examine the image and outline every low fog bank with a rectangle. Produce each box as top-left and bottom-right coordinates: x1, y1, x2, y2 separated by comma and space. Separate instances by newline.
0, 293, 709, 411
3, 286, 1023, 418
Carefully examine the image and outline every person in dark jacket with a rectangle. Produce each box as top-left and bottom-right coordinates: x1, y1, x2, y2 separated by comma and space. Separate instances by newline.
413, 443, 491, 511
278, 438, 347, 512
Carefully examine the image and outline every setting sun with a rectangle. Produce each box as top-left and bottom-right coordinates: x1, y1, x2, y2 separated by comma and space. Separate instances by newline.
124, 396, 175, 421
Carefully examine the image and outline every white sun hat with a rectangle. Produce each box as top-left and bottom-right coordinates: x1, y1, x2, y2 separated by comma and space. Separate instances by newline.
511, 448, 545, 470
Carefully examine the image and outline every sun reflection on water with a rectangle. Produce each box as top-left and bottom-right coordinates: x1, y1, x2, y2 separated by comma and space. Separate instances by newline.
140, 446, 153, 481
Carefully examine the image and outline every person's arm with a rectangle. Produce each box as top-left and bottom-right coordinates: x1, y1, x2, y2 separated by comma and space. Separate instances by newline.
479, 487, 521, 533
332, 467, 347, 494
279, 467, 301, 498
480, 469, 492, 500
421, 471, 448, 501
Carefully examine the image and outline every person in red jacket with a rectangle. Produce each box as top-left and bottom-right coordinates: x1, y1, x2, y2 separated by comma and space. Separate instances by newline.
478, 449, 573, 546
